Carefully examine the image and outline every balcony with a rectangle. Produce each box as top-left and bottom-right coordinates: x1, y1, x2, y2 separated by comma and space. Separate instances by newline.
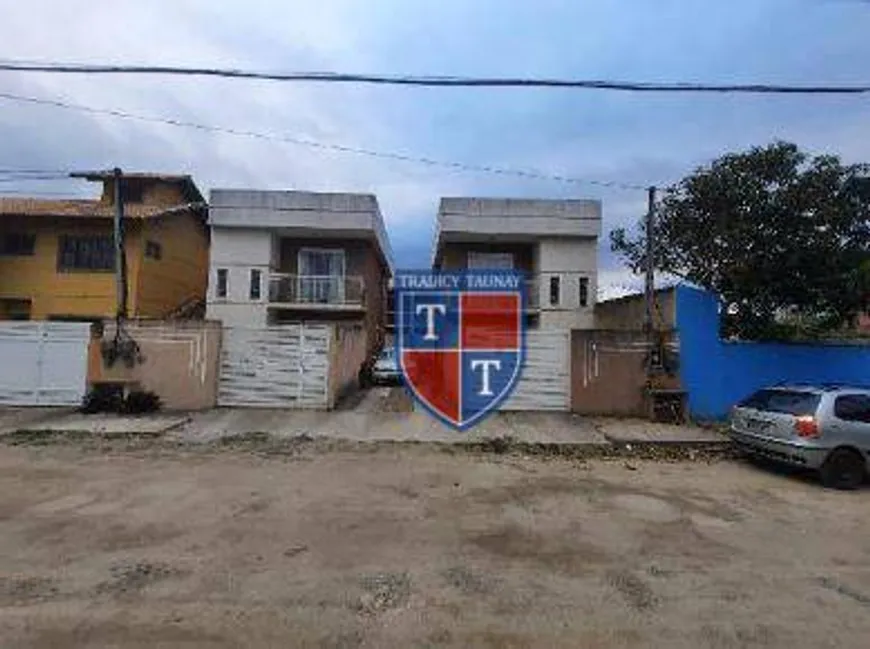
268, 274, 365, 310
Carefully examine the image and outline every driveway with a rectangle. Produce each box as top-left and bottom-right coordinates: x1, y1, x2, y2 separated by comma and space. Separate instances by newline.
0, 441, 867, 648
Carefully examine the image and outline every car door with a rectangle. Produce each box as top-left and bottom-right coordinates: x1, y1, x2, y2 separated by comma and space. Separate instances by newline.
831, 393, 870, 461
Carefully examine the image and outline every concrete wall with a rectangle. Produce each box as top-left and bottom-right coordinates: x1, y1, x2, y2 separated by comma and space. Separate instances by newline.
571, 330, 653, 416
205, 227, 272, 327
537, 238, 597, 329
327, 323, 367, 408
437, 197, 602, 240
358, 244, 387, 358
436, 243, 535, 272
595, 289, 677, 331
677, 286, 870, 420
88, 320, 222, 410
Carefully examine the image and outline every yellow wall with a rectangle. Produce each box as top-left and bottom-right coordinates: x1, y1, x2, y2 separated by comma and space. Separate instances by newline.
136, 212, 209, 318
0, 211, 207, 321
0, 217, 142, 320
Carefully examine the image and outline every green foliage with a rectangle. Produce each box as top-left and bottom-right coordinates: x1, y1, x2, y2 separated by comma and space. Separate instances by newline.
611, 142, 870, 339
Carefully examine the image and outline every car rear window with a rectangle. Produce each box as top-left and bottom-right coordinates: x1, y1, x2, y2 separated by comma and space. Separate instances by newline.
738, 389, 821, 416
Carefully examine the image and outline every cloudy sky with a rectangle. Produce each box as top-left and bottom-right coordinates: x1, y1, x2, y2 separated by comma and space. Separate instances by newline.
1, 0, 869, 295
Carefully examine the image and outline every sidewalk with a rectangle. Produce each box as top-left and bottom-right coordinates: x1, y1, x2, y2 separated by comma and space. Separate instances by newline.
1, 405, 726, 448
170, 408, 612, 445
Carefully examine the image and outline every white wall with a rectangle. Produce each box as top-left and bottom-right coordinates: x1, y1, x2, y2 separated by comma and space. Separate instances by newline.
536, 238, 597, 330
208, 303, 268, 328
206, 227, 274, 327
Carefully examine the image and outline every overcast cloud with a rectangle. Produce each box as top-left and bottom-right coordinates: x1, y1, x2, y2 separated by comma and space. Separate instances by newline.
1, 0, 869, 295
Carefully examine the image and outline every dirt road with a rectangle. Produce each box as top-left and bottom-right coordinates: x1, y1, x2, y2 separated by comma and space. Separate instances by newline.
0, 441, 868, 648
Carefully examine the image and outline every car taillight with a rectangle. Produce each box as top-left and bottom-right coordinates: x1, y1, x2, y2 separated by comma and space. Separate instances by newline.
794, 415, 820, 438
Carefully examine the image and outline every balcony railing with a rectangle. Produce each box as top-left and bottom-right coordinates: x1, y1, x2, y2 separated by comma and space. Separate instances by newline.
269, 274, 365, 308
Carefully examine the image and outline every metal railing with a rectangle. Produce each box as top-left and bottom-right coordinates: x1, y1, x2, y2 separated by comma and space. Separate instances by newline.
269, 274, 365, 307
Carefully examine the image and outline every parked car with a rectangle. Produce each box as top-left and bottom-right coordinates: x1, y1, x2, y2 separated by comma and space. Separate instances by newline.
729, 384, 870, 489
371, 347, 402, 385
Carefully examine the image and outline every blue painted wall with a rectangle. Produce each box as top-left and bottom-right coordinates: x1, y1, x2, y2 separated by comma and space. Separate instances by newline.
676, 285, 870, 420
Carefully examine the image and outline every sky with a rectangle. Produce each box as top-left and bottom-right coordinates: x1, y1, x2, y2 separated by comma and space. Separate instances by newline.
1, 0, 869, 297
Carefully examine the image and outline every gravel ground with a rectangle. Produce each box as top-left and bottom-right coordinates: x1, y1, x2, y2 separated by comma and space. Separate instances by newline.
0, 440, 868, 648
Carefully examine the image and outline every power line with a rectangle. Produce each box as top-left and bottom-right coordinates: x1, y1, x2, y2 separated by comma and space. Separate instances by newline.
0, 90, 648, 191
0, 175, 72, 183
1, 61, 869, 94
0, 190, 89, 197
0, 168, 71, 175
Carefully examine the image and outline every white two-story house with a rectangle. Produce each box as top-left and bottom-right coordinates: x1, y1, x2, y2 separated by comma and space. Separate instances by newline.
431, 197, 602, 330
207, 189, 393, 358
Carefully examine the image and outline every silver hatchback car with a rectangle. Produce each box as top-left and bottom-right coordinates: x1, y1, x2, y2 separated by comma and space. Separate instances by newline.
730, 384, 870, 489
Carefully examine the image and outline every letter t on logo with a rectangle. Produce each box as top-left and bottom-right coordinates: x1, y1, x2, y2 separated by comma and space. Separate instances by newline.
471, 359, 502, 396
416, 303, 446, 341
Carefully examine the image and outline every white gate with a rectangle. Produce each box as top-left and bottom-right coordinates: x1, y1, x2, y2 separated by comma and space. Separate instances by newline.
501, 330, 570, 411
218, 324, 331, 408
0, 322, 91, 406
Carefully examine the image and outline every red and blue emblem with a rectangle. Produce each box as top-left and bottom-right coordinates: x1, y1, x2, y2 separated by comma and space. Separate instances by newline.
395, 270, 525, 430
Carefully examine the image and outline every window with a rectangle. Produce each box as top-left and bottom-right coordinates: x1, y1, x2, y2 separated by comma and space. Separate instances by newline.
834, 394, 870, 423
298, 248, 346, 303
145, 240, 162, 260
57, 235, 114, 272
0, 298, 30, 320
737, 389, 821, 416
467, 251, 514, 269
0, 232, 35, 256
249, 269, 262, 300
579, 277, 589, 307
216, 268, 228, 299
549, 276, 560, 306
120, 182, 144, 203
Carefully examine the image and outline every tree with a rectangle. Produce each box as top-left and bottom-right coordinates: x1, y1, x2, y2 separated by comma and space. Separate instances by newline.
611, 142, 870, 339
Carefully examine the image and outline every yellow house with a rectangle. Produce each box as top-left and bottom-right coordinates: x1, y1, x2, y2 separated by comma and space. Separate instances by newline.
0, 173, 209, 321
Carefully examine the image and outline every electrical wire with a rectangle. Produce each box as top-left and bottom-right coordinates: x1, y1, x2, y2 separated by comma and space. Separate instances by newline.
0, 190, 87, 196
0, 90, 649, 190
0, 168, 71, 175
0, 175, 72, 183
1, 61, 869, 94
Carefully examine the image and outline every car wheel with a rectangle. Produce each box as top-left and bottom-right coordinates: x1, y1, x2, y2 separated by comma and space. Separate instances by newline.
819, 448, 866, 490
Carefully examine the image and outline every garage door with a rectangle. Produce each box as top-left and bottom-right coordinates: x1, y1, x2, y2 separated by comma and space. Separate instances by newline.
0, 322, 91, 406
218, 324, 331, 408
501, 330, 570, 411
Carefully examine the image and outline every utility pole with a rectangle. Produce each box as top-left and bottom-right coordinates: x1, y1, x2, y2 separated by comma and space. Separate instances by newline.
643, 185, 656, 336
112, 167, 127, 322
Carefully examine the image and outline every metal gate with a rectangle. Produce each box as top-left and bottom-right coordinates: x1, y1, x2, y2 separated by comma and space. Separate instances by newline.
501, 330, 570, 411
0, 322, 91, 406
218, 324, 331, 408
